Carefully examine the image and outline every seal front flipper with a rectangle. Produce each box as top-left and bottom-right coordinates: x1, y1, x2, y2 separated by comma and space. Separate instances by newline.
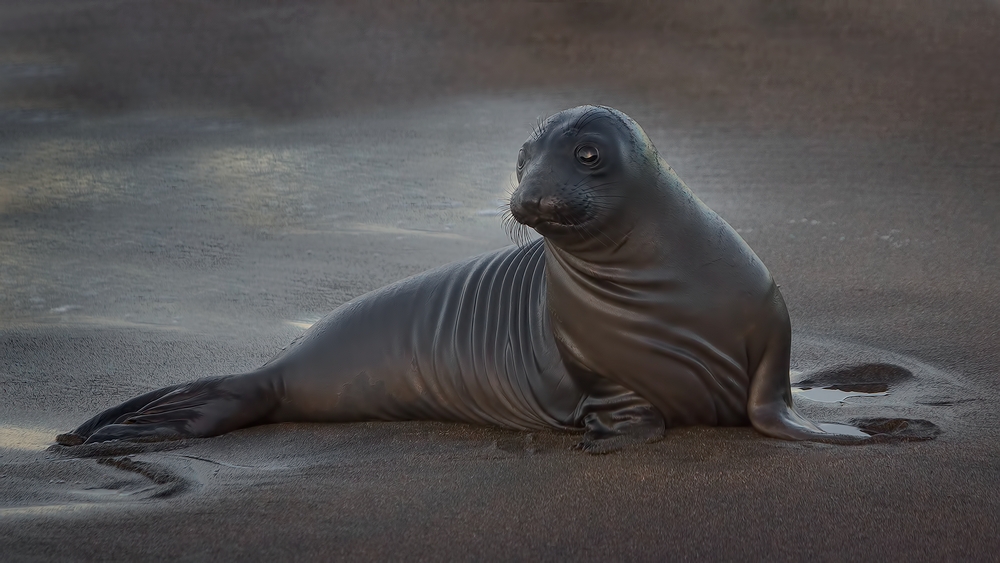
747, 292, 869, 444
62, 371, 281, 445
573, 388, 666, 454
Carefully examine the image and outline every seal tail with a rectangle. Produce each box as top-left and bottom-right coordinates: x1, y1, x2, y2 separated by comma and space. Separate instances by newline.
57, 370, 282, 445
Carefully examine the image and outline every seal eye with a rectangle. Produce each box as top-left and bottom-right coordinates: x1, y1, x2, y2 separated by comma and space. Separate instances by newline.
517, 148, 526, 171
575, 145, 600, 166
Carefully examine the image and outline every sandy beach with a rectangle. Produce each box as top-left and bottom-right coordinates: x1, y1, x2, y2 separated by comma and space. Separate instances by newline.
2, 1, 999, 560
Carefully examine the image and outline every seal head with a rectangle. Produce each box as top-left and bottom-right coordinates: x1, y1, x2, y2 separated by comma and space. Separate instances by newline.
510, 106, 659, 254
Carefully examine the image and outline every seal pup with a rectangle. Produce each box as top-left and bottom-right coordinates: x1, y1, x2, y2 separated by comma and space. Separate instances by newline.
59, 105, 866, 452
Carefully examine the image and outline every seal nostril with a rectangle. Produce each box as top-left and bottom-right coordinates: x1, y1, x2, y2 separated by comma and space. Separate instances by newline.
511, 196, 539, 215
508, 193, 543, 227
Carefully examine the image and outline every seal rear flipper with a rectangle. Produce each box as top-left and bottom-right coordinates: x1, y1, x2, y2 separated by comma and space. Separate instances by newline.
574, 391, 666, 454
62, 372, 281, 445
57, 382, 192, 445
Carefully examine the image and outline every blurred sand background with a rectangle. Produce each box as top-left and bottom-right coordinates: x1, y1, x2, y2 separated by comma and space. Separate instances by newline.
1, 0, 998, 560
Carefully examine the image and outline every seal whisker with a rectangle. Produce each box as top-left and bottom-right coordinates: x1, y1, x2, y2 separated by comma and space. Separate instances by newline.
577, 222, 610, 249
576, 112, 616, 132
588, 197, 628, 209
528, 120, 538, 139
502, 213, 526, 247
571, 107, 603, 131
552, 209, 613, 249
505, 178, 519, 204
589, 223, 621, 249
518, 224, 532, 248
530, 114, 550, 140
586, 185, 625, 193
571, 215, 616, 249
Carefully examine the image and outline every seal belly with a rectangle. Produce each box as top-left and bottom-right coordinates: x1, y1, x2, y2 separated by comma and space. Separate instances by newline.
267, 239, 581, 430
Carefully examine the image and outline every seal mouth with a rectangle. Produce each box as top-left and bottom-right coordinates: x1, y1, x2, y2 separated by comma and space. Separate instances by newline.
504, 200, 591, 245
508, 195, 593, 233
509, 207, 587, 233
533, 218, 588, 232
512, 211, 598, 238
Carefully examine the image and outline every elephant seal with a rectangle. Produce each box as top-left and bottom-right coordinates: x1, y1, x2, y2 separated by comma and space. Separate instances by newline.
58, 105, 866, 452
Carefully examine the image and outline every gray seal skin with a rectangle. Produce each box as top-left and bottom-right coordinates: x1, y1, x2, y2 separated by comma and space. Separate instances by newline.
59, 105, 863, 452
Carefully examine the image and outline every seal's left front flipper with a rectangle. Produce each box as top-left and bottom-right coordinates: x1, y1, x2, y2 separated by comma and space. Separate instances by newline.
574, 389, 665, 454
747, 296, 870, 444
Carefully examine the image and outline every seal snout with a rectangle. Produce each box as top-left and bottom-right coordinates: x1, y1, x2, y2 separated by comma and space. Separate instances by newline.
510, 193, 560, 227
510, 189, 588, 229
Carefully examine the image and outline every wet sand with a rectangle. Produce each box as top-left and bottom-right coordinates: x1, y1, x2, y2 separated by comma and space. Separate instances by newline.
2, 1, 999, 560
